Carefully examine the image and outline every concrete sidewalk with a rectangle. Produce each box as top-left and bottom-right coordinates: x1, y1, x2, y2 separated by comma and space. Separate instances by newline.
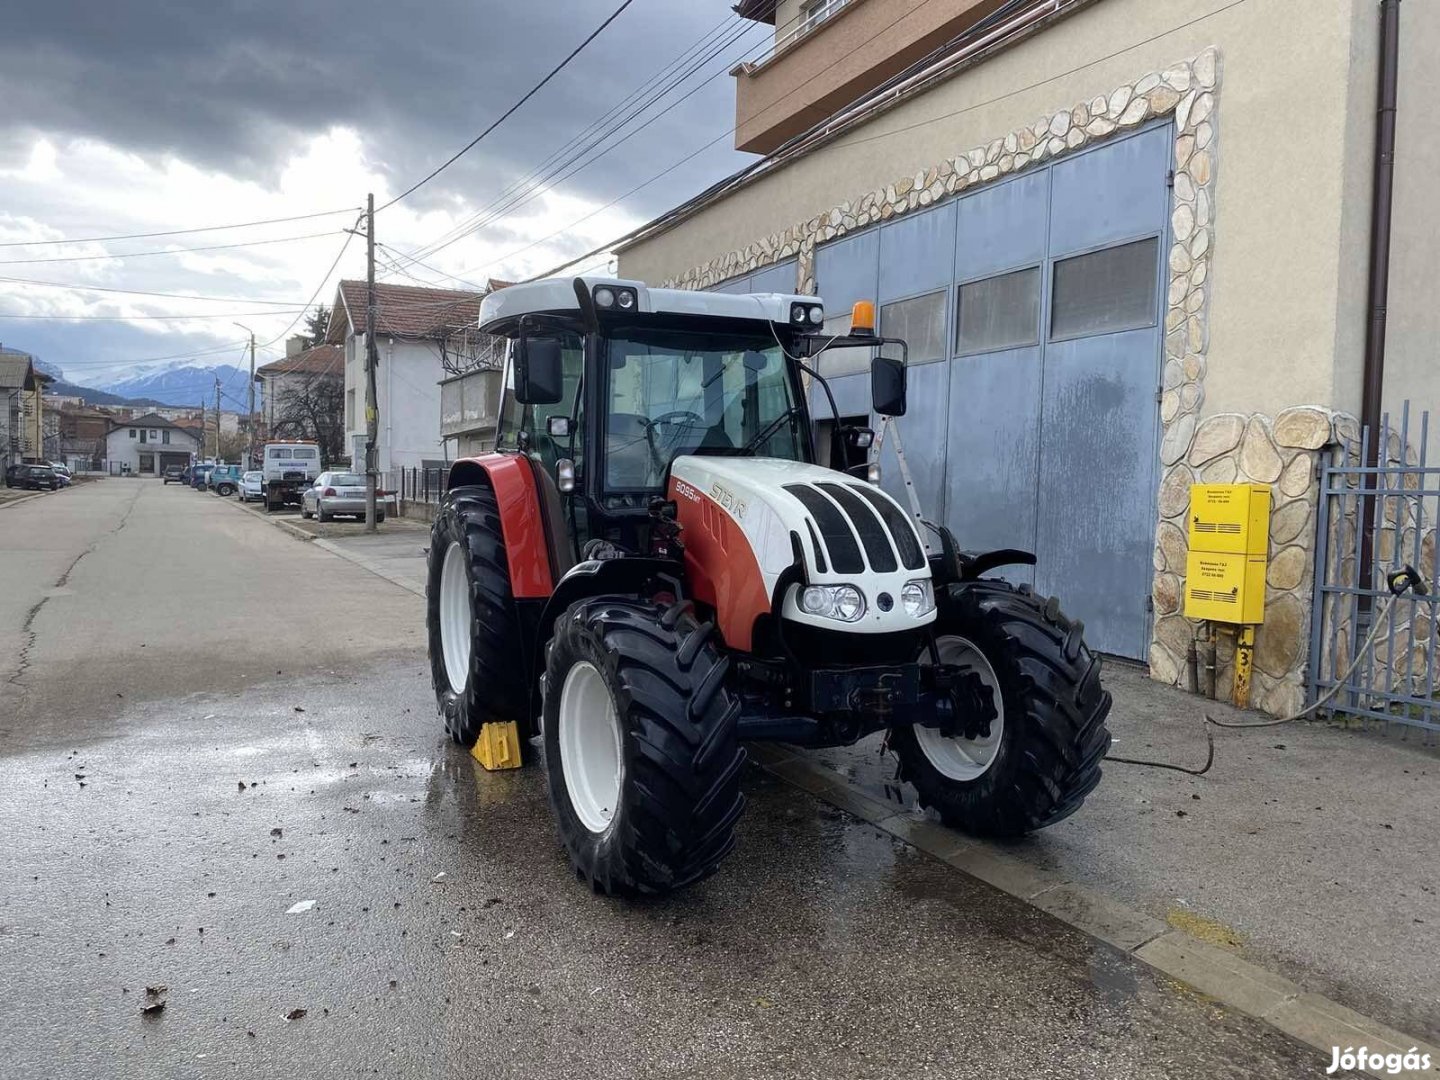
249, 510, 1440, 1056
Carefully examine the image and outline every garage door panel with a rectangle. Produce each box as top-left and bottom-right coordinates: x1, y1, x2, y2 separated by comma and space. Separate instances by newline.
879, 202, 956, 301
815, 230, 880, 313
955, 170, 1050, 282
1034, 327, 1160, 657
943, 346, 1041, 583
748, 259, 799, 294
1048, 124, 1171, 258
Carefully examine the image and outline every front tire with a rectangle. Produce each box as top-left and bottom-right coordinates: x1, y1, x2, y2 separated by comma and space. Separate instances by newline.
426, 484, 527, 747
890, 581, 1111, 837
542, 598, 745, 897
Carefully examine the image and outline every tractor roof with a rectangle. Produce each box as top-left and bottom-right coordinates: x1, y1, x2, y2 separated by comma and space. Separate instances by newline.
477, 276, 823, 335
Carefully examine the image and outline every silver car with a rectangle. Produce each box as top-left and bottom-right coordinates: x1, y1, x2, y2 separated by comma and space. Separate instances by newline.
301, 471, 386, 523
238, 470, 264, 502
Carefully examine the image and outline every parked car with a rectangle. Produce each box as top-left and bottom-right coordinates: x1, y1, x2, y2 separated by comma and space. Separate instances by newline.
192, 464, 214, 490
238, 470, 264, 502
302, 471, 386, 523
4, 463, 26, 487
48, 462, 73, 487
209, 465, 241, 496
14, 464, 61, 491
162, 465, 186, 484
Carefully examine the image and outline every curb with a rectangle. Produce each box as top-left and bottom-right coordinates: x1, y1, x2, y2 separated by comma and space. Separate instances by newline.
0, 489, 56, 510
226, 496, 426, 598
747, 743, 1440, 1079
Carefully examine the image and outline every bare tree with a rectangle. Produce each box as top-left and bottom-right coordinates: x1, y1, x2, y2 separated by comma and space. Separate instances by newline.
272, 369, 345, 466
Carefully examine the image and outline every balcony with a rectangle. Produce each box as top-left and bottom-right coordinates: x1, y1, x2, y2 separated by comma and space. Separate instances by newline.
733, 0, 1016, 155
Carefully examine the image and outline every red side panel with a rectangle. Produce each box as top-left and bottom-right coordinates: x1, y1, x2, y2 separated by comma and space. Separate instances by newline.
668, 477, 769, 651
455, 453, 553, 599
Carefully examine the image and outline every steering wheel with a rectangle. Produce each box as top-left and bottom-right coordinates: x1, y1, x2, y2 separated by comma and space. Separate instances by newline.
645, 410, 707, 432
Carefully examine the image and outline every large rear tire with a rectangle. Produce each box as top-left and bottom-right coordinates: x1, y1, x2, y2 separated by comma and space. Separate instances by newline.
426, 483, 528, 748
889, 581, 1111, 837
542, 597, 745, 897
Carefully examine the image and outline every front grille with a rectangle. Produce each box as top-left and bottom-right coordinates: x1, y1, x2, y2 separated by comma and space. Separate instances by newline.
784, 485, 863, 573
852, 485, 926, 570
816, 482, 896, 573
784, 481, 925, 576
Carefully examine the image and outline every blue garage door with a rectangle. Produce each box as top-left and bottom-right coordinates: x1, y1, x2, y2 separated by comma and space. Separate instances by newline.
813, 124, 1172, 659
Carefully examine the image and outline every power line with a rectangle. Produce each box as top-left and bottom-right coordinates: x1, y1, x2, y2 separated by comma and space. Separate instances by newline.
258, 225, 361, 348
0, 308, 309, 321
0, 207, 361, 249
391, 6, 754, 270
377, 0, 640, 212
0, 229, 343, 266
0, 275, 309, 305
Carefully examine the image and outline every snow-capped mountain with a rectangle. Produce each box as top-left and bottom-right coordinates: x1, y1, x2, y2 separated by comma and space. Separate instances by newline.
94, 362, 251, 409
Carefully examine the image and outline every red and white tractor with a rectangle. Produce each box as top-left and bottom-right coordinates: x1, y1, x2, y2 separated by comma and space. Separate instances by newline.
425, 277, 1111, 896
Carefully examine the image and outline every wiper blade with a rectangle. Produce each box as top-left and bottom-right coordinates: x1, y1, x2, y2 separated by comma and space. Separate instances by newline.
739, 406, 799, 455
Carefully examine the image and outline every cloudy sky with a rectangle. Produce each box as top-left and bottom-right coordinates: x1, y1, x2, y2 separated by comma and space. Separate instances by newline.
0, 0, 772, 387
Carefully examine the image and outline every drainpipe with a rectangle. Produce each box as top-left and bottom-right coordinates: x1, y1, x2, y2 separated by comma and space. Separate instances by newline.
1357, 0, 1402, 605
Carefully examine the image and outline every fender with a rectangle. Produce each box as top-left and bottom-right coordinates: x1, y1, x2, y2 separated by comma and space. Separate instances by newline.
529, 556, 683, 715
446, 453, 553, 598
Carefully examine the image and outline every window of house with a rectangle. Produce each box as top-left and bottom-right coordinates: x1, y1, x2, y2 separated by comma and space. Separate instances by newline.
162, 430, 170, 444
956, 267, 1041, 355
129, 429, 137, 439
880, 291, 946, 364
801, 0, 847, 34
149, 430, 158, 439
1050, 236, 1160, 340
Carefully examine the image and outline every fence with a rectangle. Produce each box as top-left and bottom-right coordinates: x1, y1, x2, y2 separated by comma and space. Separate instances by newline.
1309, 401, 1439, 734
386, 467, 449, 506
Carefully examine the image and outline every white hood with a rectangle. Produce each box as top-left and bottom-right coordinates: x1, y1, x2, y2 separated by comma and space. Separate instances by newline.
669, 456, 934, 634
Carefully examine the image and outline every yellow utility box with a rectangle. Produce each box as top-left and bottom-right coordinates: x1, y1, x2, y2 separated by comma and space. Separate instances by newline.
1183, 484, 1271, 624
1186, 483, 1271, 555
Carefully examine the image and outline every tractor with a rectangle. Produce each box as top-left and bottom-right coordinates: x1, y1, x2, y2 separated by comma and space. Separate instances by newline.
425, 276, 1112, 897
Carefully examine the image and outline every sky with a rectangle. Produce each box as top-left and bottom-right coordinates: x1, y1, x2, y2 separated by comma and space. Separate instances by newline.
0, 0, 773, 386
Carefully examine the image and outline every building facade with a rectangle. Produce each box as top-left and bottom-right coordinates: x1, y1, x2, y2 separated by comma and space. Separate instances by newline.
616, 0, 1440, 715
328, 281, 486, 474
104, 413, 200, 476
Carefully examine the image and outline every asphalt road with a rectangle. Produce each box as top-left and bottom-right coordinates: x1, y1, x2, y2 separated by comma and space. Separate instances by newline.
0, 481, 1349, 1078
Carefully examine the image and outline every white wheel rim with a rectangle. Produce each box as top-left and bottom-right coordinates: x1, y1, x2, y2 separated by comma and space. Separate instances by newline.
438, 541, 472, 694
915, 635, 1005, 782
557, 661, 624, 834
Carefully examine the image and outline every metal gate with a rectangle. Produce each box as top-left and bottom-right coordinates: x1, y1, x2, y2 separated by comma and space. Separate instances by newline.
1309, 401, 1439, 733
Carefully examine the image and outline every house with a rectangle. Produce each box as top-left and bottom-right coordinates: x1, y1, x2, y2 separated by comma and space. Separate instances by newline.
105, 413, 200, 476
56, 406, 112, 471
254, 338, 345, 464
0, 348, 40, 468
327, 280, 491, 475
614, 0, 1440, 716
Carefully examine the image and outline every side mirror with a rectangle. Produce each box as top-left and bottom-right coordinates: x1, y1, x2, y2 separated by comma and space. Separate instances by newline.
546, 415, 572, 438
514, 335, 564, 406
872, 354, 907, 417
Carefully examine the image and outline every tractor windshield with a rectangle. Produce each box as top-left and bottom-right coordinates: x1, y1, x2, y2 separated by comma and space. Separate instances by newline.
602, 327, 804, 493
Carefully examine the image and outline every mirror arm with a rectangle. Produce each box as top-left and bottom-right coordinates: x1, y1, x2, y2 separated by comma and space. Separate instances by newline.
795, 359, 843, 466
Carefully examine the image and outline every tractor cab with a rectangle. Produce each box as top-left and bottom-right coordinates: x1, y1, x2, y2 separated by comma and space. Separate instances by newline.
425, 275, 1112, 900
477, 276, 907, 564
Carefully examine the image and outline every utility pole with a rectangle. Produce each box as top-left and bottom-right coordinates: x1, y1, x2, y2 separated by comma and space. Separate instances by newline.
364, 192, 379, 533
246, 330, 256, 468
214, 378, 222, 461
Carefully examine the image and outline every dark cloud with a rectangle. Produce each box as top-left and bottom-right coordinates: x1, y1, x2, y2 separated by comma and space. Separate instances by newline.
1, 0, 757, 217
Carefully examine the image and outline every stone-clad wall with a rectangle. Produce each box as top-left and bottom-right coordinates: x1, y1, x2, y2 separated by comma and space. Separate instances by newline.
655, 48, 1339, 716
1151, 407, 1336, 717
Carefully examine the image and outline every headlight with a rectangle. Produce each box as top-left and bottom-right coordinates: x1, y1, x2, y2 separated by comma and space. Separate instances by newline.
808, 304, 824, 325
901, 579, 935, 618
790, 303, 808, 324
799, 584, 866, 622
594, 286, 616, 308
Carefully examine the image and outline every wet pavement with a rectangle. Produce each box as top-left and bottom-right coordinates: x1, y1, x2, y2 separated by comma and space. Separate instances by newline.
0, 482, 1353, 1077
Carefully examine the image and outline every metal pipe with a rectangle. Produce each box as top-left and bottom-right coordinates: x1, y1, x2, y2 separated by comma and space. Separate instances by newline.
1358, 0, 1402, 602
